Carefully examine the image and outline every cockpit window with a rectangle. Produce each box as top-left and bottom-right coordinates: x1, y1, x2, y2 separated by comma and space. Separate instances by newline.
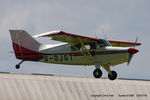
71, 43, 97, 51
90, 43, 96, 49
71, 44, 81, 51
71, 40, 111, 51
98, 39, 111, 48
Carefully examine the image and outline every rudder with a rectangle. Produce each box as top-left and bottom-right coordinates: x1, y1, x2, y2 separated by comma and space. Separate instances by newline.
9, 30, 42, 60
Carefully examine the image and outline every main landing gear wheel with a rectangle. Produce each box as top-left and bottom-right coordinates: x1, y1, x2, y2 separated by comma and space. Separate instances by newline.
108, 71, 117, 80
93, 69, 102, 78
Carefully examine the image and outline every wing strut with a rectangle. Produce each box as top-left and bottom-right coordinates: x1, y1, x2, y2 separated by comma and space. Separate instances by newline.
78, 38, 94, 61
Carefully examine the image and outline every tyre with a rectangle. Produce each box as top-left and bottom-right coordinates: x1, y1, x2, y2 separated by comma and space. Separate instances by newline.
93, 69, 102, 78
108, 71, 117, 80
15, 65, 20, 69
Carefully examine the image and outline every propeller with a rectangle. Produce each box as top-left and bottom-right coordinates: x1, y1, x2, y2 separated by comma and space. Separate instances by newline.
127, 52, 133, 65
133, 36, 138, 48
127, 37, 139, 65
127, 48, 139, 65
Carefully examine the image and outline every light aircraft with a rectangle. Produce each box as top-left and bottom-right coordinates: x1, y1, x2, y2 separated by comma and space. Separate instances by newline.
9, 30, 141, 80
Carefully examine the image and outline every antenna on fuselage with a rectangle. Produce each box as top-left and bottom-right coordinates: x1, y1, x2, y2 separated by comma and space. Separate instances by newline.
101, 28, 107, 40
94, 32, 98, 38
104, 35, 107, 40
94, 28, 107, 39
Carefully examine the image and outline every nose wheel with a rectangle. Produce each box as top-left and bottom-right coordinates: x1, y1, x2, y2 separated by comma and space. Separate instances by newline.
108, 71, 117, 80
15, 60, 24, 69
93, 69, 102, 78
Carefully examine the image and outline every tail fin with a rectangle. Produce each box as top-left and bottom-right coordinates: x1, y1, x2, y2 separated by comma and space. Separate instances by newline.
9, 30, 43, 60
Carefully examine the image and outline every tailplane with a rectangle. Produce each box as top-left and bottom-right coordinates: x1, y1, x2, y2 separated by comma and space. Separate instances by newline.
9, 30, 43, 60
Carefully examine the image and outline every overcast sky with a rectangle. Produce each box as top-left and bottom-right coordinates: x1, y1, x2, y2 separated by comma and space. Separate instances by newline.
0, 0, 150, 79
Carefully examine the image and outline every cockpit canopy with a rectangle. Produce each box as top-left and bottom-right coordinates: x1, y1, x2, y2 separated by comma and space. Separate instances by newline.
98, 39, 111, 47
71, 39, 111, 51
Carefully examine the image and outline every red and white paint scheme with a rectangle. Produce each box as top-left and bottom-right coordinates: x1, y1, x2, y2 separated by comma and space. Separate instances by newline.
9, 30, 141, 80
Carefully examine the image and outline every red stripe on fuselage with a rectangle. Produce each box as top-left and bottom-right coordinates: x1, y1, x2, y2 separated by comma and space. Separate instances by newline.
12, 43, 128, 61
13, 43, 43, 60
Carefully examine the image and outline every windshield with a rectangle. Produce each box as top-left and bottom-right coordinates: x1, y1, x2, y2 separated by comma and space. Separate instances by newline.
98, 39, 111, 47
71, 39, 111, 51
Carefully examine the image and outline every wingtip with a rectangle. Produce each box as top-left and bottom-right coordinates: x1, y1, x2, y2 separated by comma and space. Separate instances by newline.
33, 30, 61, 38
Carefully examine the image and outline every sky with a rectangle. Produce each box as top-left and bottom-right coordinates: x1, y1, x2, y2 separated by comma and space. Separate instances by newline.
0, 0, 150, 79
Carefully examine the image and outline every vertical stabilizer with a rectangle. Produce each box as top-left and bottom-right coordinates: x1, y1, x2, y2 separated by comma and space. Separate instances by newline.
9, 30, 42, 60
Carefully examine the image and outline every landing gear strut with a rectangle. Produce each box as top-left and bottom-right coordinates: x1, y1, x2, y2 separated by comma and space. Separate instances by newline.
15, 60, 24, 69
93, 64, 118, 80
102, 64, 118, 80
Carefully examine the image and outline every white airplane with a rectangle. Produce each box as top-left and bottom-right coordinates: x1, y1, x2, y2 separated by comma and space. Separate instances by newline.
9, 30, 141, 80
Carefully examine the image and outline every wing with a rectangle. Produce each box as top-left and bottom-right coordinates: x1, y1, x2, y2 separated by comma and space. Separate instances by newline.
34, 30, 99, 45
108, 40, 141, 47
34, 31, 100, 61
34, 30, 141, 47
